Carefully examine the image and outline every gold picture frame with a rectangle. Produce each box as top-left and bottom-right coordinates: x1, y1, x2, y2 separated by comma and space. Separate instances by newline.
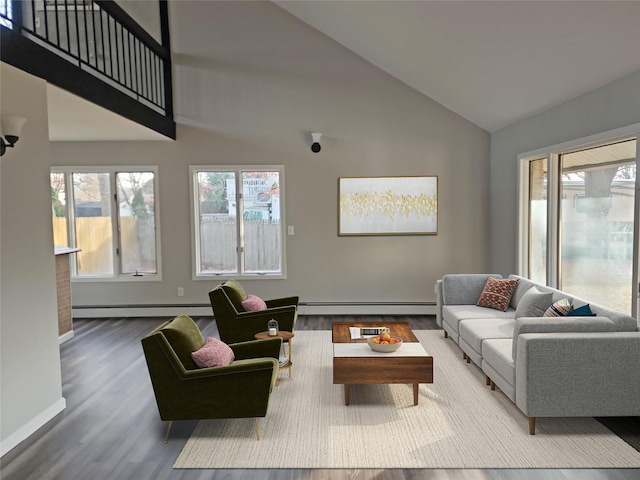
338, 176, 438, 236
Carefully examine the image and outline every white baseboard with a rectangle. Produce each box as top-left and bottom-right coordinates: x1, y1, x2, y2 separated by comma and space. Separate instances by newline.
73, 306, 213, 318
299, 304, 436, 316
0, 397, 66, 457
72, 304, 436, 318
59, 330, 74, 344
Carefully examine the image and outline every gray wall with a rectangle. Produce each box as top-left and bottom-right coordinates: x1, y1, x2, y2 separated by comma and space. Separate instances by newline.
490, 69, 640, 276
51, 1, 491, 314
0, 64, 65, 454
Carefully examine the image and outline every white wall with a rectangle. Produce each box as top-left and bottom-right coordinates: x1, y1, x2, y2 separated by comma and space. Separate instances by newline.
490, 70, 640, 276
50, 1, 491, 315
0, 64, 65, 455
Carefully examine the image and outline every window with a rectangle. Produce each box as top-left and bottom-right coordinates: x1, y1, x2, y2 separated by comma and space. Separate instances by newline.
519, 133, 638, 315
51, 167, 160, 280
191, 166, 285, 278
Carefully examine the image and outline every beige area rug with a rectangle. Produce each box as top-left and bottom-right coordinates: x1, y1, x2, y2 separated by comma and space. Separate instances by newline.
173, 330, 640, 469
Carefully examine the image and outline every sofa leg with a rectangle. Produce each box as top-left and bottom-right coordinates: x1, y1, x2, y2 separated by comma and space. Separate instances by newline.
485, 375, 490, 385
490, 380, 495, 391
462, 352, 467, 360
444, 330, 448, 338
529, 417, 536, 435
253, 417, 260, 441
465, 354, 470, 364
163, 421, 173, 444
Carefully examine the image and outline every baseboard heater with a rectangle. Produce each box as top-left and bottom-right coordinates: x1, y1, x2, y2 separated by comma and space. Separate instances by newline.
72, 301, 436, 317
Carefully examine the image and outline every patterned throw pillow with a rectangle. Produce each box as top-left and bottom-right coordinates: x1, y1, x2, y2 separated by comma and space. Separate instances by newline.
191, 337, 235, 368
543, 298, 573, 317
476, 277, 519, 312
241, 294, 267, 311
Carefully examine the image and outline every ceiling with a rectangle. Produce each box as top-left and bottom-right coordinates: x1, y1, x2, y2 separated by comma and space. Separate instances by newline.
274, 0, 640, 132
47, 0, 640, 140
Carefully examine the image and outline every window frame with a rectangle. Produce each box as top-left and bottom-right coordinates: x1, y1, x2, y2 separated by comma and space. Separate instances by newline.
51, 165, 162, 282
517, 123, 640, 316
189, 165, 287, 280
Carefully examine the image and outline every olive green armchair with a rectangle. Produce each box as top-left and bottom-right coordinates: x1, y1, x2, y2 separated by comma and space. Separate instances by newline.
141, 315, 282, 442
209, 280, 299, 343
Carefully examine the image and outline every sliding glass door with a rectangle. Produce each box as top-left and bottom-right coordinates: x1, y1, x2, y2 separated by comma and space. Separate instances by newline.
520, 135, 638, 315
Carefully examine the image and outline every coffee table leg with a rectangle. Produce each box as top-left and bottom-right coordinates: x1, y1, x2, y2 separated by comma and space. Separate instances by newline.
344, 384, 350, 406
413, 383, 419, 405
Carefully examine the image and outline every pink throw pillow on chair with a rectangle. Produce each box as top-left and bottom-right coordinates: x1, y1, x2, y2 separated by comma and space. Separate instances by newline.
241, 294, 267, 311
191, 337, 235, 368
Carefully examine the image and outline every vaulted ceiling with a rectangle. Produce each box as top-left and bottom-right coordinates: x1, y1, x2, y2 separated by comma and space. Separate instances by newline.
274, 0, 640, 132
47, 0, 640, 140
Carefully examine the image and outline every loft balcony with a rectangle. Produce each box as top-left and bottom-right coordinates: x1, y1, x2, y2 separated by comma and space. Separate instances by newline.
0, 0, 175, 139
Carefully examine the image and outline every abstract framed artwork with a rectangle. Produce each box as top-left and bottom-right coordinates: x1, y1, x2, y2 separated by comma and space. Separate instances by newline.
338, 176, 438, 236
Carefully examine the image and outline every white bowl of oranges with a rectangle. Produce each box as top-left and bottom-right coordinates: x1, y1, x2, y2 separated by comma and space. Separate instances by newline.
367, 331, 403, 352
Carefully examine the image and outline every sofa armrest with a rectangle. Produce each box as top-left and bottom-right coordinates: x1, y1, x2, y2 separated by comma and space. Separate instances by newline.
441, 273, 502, 305
512, 316, 617, 361
515, 332, 640, 418
230, 337, 282, 360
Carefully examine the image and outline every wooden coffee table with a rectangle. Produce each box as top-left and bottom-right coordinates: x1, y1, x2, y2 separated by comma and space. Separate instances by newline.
332, 322, 433, 406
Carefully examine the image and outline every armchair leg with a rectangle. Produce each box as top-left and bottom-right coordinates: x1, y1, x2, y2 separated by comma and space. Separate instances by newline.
163, 421, 173, 444
253, 417, 260, 441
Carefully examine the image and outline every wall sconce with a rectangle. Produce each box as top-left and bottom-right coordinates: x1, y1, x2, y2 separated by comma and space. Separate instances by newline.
0, 115, 27, 156
310, 132, 322, 153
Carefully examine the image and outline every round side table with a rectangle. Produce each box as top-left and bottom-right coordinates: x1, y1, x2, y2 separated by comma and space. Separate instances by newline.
255, 330, 294, 381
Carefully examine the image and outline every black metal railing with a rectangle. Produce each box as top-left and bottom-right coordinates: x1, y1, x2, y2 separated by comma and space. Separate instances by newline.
0, 0, 174, 136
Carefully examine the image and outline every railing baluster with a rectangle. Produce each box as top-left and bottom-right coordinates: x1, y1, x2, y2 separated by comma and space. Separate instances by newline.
90, 1, 97, 68
98, 5, 105, 73
106, 15, 113, 78
53, 0, 60, 47
64, 0, 70, 52
82, 0, 89, 64
74, 0, 81, 64
43, 0, 50, 41
113, 19, 120, 82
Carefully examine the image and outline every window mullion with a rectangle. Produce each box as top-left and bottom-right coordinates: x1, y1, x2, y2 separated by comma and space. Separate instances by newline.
112, 173, 122, 276
547, 153, 560, 288
237, 173, 245, 275
66, 171, 79, 276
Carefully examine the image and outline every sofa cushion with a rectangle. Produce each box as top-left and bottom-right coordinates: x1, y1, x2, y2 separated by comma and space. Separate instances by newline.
543, 297, 573, 317
442, 305, 515, 334
192, 337, 235, 368
161, 315, 206, 370
482, 338, 515, 386
222, 280, 248, 311
515, 287, 553, 319
476, 277, 519, 312
508, 275, 538, 310
459, 318, 515, 356
442, 274, 502, 305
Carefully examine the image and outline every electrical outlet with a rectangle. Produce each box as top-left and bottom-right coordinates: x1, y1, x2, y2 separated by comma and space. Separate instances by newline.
288, 225, 295, 235
177, 287, 184, 297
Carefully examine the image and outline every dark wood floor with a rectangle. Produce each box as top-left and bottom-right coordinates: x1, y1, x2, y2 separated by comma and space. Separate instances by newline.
2, 315, 639, 480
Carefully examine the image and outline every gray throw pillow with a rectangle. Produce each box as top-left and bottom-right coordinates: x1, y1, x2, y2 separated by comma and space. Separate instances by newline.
515, 287, 553, 319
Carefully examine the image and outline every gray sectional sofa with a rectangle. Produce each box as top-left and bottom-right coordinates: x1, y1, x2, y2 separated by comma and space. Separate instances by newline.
436, 273, 640, 434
